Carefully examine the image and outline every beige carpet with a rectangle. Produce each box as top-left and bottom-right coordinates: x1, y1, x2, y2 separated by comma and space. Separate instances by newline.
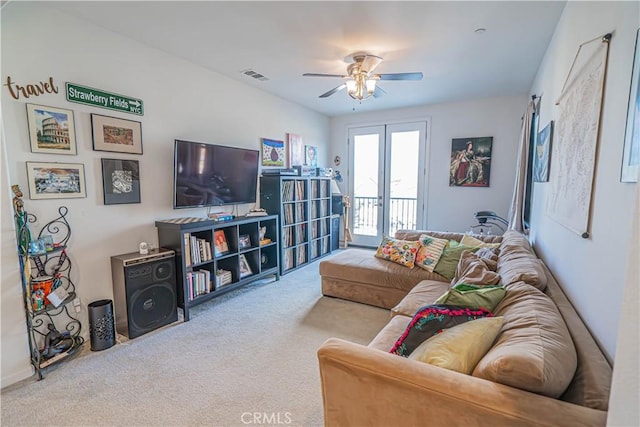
1, 255, 389, 426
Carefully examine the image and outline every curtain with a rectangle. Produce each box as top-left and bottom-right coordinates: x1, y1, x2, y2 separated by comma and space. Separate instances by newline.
507, 98, 538, 232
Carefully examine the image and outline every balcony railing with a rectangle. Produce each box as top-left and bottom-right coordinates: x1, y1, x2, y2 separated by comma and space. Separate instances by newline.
353, 196, 417, 237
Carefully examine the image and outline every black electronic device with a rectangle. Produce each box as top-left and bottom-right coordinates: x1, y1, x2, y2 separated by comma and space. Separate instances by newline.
110, 249, 178, 339
262, 168, 298, 176
173, 140, 260, 209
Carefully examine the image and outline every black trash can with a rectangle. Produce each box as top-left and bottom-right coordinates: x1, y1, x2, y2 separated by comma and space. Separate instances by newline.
88, 299, 116, 351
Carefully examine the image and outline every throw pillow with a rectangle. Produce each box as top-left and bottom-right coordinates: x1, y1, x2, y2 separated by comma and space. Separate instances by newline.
451, 250, 501, 286
390, 304, 493, 357
475, 247, 499, 262
374, 235, 421, 268
414, 234, 449, 272
472, 282, 577, 398
433, 244, 480, 280
461, 234, 501, 249
408, 316, 504, 374
434, 284, 506, 312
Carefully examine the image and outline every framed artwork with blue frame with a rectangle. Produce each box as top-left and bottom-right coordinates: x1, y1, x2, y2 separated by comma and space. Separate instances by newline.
621, 28, 640, 182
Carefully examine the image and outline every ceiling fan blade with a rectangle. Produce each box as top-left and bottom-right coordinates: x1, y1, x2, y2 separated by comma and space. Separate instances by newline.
378, 72, 423, 81
360, 55, 383, 74
303, 73, 348, 78
373, 85, 386, 98
319, 84, 346, 98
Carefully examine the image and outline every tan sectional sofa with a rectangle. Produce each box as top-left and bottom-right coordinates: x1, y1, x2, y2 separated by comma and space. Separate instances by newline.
317, 230, 612, 426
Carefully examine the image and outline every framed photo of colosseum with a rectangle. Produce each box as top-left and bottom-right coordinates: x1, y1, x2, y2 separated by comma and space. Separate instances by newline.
26, 103, 77, 155
91, 114, 143, 154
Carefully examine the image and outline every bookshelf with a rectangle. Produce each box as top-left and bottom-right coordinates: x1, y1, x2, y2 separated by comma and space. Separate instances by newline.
260, 176, 332, 275
155, 215, 279, 321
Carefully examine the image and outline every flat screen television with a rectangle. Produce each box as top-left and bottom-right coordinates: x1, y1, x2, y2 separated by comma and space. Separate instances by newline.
173, 139, 259, 209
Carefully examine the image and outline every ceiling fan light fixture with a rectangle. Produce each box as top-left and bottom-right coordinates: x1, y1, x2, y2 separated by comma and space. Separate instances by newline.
345, 79, 357, 95
365, 78, 377, 95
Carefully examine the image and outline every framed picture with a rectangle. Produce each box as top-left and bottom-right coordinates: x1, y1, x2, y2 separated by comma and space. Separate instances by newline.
214, 230, 229, 256
91, 114, 143, 154
261, 138, 286, 167
288, 133, 304, 167
449, 137, 493, 187
534, 121, 553, 183
239, 254, 253, 278
621, 28, 640, 182
238, 234, 251, 250
305, 145, 318, 168
26, 162, 86, 199
26, 104, 77, 155
101, 158, 141, 205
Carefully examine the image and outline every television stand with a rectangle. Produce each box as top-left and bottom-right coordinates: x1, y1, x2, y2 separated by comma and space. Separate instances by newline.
156, 215, 279, 321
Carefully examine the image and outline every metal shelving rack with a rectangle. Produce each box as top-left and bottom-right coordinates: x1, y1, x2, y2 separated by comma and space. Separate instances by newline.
13, 199, 84, 380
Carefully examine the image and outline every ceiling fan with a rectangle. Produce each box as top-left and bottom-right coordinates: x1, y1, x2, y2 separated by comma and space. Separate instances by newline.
303, 54, 423, 101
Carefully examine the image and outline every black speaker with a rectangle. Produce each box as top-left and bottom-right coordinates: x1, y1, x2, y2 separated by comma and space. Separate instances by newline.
110, 249, 178, 339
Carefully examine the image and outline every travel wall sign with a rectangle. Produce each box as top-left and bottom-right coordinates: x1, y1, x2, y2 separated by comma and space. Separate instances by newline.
66, 83, 144, 116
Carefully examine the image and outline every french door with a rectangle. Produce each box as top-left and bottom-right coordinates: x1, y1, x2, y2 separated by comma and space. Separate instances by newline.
348, 121, 427, 247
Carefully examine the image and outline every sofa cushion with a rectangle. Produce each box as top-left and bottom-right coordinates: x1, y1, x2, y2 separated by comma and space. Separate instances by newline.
320, 250, 449, 295
434, 284, 506, 312
390, 305, 493, 357
368, 314, 413, 352
472, 281, 577, 398
375, 235, 421, 268
395, 229, 503, 245
433, 244, 481, 280
452, 250, 500, 287
461, 234, 501, 249
414, 234, 449, 272
500, 230, 534, 253
408, 316, 504, 374
497, 244, 547, 291
391, 280, 451, 317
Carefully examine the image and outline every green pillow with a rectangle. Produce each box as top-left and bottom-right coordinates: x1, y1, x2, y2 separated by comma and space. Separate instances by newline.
434, 284, 506, 312
433, 245, 480, 280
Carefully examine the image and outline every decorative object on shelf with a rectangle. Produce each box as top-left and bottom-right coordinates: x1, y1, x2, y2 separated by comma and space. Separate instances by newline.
288, 133, 304, 167
239, 254, 253, 278
138, 242, 149, 255
534, 121, 553, 183
259, 226, 271, 245
305, 145, 318, 168
261, 253, 269, 266
91, 114, 143, 154
26, 161, 87, 200
213, 230, 229, 256
26, 103, 77, 155
12, 202, 83, 380
622, 28, 640, 182
101, 158, 141, 205
238, 234, 251, 250
449, 137, 493, 187
261, 138, 286, 167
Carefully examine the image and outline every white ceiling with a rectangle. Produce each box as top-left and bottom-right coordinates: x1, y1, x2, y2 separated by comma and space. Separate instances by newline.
49, 1, 566, 117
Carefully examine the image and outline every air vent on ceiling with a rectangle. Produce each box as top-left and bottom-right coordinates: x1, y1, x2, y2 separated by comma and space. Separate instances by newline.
240, 69, 269, 82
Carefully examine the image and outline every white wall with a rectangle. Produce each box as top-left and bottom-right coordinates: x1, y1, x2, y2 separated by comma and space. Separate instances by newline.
330, 95, 526, 233
528, 1, 638, 360
1, 2, 329, 387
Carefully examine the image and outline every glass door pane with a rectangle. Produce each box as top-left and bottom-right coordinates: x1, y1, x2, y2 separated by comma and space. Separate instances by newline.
387, 128, 421, 236
349, 126, 384, 247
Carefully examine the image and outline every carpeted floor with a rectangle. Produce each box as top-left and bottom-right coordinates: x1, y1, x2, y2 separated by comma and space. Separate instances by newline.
1, 256, 389, 427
